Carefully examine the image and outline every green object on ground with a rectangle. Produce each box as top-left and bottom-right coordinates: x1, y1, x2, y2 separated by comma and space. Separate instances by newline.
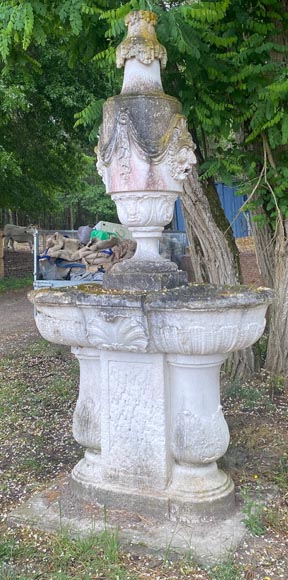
90, 229, 115, 241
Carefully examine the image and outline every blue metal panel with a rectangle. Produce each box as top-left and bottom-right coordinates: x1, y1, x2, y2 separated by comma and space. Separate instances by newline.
215, 183, 250, 238
173, 185, 250, 238
173, 197, 186, 231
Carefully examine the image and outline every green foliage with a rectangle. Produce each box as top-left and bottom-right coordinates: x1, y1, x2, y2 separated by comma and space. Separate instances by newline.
0, 525, 132, 579
208, 557, 242, 580
224, 380, 266, 408
241, 486, 266, 536
0, 275, 33, 294
0, 0, 287, 231
74, 98, 106, 141
223, 372, 281, 413
273, 454, 288, 493
0, 37, 113, 218
0, 1, 48, 60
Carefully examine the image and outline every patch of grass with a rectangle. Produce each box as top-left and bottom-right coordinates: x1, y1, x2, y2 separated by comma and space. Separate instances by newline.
0, 276, 33, 293
237, 385, 265, 408
208, 558, 242, 580
224, 376, 278, 411
241, 486, 266, 536
273, 454, 288, 493
222, 378, 241, 399
267, 375, 286, 401
0, 537, 16, 561
0, 339, 81, 515
0, 528, 135, 580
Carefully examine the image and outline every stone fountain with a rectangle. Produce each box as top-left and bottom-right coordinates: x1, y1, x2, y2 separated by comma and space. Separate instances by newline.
23, 10, 273, 562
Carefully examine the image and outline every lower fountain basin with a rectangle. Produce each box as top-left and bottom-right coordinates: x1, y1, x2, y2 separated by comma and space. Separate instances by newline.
30, 284, 273, 355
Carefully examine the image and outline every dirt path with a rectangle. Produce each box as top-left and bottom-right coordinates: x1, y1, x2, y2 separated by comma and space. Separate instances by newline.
0, 288, 40, 355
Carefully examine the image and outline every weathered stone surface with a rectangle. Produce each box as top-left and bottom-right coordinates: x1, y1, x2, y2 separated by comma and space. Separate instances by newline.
29, 285, 273, 354
29, 283, 273, 525
8, 476, 250, 565
109, 257, 178, 273
72, 347, 101, 451
116, 11, 167, 70
103, 270, 188, 291
145, 283, 274, 309
100, 351, 170, 489
94, 10, 196, 273
97, 97, 196, 194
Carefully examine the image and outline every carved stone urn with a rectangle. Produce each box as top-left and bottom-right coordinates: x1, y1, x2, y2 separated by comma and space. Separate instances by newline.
30, 11, 273, 526
96, 10, 196, 290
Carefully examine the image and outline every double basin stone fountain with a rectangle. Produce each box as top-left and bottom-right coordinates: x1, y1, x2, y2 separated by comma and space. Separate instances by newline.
29, 10, 273, 560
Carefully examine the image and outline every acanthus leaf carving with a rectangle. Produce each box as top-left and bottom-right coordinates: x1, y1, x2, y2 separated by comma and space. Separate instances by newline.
116, 11, 167, 70
85, 313, 148, 352
172, 406, 230, 464
151, 321, 266, 354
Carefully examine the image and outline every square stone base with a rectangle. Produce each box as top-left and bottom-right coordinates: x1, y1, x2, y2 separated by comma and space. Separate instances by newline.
103, 269, 188, 291
8, 477, 247, 566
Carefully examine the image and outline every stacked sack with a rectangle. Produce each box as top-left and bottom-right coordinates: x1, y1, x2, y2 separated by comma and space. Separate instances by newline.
38, 229, 136, 281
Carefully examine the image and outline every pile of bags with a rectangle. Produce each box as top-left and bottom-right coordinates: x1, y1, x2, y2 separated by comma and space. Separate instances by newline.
38, 227, 136, 282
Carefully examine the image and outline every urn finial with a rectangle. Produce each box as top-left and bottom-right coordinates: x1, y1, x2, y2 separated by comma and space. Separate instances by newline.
116, 10, 167, 69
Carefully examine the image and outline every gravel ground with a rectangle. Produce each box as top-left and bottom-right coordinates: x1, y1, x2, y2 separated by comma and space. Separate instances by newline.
0, 287, 40, 355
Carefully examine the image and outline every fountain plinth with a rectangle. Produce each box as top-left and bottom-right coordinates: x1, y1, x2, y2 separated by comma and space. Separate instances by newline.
27, 10, 274, 560
31, 283, 272, 524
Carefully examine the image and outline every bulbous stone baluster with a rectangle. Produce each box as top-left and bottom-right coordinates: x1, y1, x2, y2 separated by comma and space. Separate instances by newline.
167, 353, 234, 514
71, 347, 102, 486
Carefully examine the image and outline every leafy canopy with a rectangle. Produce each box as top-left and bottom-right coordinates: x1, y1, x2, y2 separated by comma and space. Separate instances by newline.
1, 0, 287, 224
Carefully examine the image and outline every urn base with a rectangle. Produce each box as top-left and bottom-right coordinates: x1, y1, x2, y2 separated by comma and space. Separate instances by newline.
103, 266, 188, 291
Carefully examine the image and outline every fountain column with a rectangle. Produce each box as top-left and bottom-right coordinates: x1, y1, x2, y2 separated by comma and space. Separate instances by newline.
71, 347, 102, 485
168, 353, 233, 517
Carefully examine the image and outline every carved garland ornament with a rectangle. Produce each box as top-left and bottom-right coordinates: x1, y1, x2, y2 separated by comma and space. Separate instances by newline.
96, 110, 196, 184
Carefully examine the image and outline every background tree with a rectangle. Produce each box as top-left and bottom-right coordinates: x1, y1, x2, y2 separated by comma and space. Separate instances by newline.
0, 6, 117, 226
1, 0, 287, 376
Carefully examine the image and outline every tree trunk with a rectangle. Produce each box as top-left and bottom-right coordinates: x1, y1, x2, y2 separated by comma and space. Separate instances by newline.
265, 219, 288, 376
70, 203, 74, 230
0, 230, 4, 279
249, 3, 288, 376
182, 168, 241, 285
250, 198, 275, 370
251, 196, 275, 288
182, 167, 255, 378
